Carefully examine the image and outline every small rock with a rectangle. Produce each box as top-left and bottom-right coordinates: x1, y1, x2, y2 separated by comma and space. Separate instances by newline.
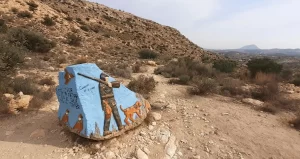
165, 135, 177, 158
136, 148, 148, 159
178, 152, 183, 156
150, 112, 162, 121
48, 66, 55, 71
81, 154, 91, 159
156, 128, 171, 144
5, 131, 14, 136
152, 122, 157, 126
221, 113, 229, 116
167, 104, 176, 110
143, 147, 150, 155
105, 151, 116, 159
30, 129, 46, 139
140, 131, 147, 136
193, 155, 201, 159
242, 98, 264, 107
148, 125, 154, 130
24, 57, 32, 60
151, 101, 169, 110
147, 60, 157, 66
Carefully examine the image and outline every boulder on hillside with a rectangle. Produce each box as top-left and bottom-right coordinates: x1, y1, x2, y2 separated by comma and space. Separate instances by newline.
2, 93, 33, 114
56, 63, 151, 140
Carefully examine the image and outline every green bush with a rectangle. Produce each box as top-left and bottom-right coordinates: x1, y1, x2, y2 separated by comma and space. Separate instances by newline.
138, 49, 158, 59
8, 28, 56, 53
0, 19, 8, 33
247, 58, 282, 77
66, 33, 82, 46
213, 59, 237, 73
17, 11, 33, 18
42, 16, 56, 26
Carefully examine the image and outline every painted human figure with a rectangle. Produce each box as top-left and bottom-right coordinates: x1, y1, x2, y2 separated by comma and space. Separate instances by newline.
99, 72, 123, 135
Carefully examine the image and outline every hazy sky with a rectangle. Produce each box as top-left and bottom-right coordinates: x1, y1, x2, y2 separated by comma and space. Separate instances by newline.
89, 0, 300, 49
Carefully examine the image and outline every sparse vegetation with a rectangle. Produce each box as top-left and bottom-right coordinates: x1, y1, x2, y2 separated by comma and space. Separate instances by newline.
251, 81, 279, 101
0, 40, 25, 71
132, 62, 143, 73
66, 33, 82, 46
17, 11, 33, 18
42, 16, 56, 26
11, 7, 19, 14
0, 19, 8, 33
8, 77, 39, 95
8, 28, 56, 53
26, 1, 38, 12
247, 58, 283, 77
188, 77, 217, 95
39, 77, 55, 86
213, 59, 237, 73
289, 115, 300, 130
138, 49, 158, 59
127, 75, 156, 95
80, 25, 90, 32
98, 62, 132, 79
74, 57, 88, 64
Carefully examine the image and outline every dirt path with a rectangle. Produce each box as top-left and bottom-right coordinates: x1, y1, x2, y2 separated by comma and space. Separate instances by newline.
0, 66, 300, 159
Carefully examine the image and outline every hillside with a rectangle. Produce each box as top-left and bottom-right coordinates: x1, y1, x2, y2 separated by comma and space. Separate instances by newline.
0, 0, 219, 67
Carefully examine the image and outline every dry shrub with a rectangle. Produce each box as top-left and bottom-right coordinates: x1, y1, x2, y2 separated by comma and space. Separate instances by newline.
271, 98, 300, 112
168, 75, 190, 85
98, 62, 132, 79
66, 33, 82, 46
132, 62, 142, 73
289, 115, 300, 130
188, 77, 217, 96
220, 77, 248, 97
127, 75, 156, 95
251, 81, 279, 101
74, 57, 88, 64
9, 77, 39, 95
154, 57, 215, 80
39, 77, 55, 86
256, 103, 278, 115
254, 72, 277, 85
17, 11, 33, 18
57, 56, 67, 64
28, 96, 44, 109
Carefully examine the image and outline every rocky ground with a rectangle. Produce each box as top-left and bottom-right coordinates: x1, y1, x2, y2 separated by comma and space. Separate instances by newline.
1, 66, 300, 159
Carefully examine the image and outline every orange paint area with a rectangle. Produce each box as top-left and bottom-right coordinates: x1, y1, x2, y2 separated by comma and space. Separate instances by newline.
64, 69, 74, 85
73, 114, 84, 133
144, 99, 151, 113
120, 101, 142, 126
103, 100, 112, 119
61, 109, 69, 124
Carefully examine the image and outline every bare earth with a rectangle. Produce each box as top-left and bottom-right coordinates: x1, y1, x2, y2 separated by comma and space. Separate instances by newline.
1, 66, 300, 159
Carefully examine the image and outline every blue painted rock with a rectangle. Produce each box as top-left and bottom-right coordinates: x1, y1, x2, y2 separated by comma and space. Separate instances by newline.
56, 63, 151, 140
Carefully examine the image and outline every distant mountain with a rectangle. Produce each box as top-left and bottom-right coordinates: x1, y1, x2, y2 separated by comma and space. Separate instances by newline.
240, 44, 260, 50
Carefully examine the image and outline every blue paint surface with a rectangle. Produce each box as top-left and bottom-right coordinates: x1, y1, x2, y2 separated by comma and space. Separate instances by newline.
56, 63, 139, 137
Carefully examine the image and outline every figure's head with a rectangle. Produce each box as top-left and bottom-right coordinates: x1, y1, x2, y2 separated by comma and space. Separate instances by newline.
135, 101, 142, 108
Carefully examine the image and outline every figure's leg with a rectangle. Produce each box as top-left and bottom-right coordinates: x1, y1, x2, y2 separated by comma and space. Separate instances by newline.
109, 99, 124, 130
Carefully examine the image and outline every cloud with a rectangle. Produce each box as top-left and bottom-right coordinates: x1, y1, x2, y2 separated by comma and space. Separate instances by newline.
188, 0, 300, 49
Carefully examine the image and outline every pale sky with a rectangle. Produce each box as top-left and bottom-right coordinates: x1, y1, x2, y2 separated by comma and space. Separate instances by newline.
89, 0, 300, 49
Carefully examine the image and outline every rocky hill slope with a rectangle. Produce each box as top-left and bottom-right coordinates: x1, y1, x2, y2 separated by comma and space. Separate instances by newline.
1, 0, 219, 66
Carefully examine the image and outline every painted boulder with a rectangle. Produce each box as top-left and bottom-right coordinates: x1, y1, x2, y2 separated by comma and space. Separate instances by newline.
56, 63, 151, 140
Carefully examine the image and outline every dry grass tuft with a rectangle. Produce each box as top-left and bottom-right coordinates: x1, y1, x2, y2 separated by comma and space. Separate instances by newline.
254, 72, 277, 85
187, 77, 217, 96
39, 77, 55, 86
127, 75, 156, 95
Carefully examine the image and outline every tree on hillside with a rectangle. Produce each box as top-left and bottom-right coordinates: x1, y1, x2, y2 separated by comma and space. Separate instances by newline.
246, 58, 282, 77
